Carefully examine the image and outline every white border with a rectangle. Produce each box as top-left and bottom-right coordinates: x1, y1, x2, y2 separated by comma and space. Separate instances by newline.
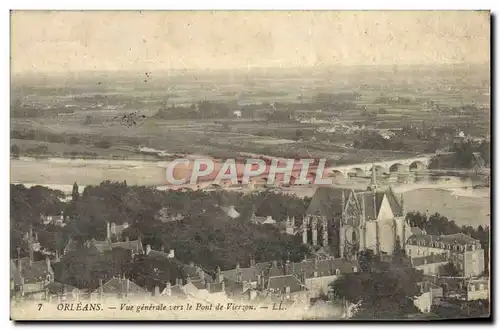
1, 1, 497, 329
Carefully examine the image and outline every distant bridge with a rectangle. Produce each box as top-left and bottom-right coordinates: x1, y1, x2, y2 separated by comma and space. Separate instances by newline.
326, 155, 435, 178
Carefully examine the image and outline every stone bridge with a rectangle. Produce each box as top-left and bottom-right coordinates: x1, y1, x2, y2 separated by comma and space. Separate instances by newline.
326, 155, 433, 178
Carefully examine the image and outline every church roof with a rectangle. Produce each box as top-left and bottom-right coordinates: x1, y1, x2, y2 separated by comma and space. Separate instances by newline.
306, 186, 404, 221
306, 188, 355, 217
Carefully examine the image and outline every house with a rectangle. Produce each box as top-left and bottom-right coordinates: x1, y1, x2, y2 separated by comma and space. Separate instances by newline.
181, 278, 209, 299
413, 281, 444, 313
406, 233, 485, 278
180, 275, 225, 301
44, 281, 80, 301
159, 282, 187, 300
155, 207, 184, 223
287, 258, 359, 298
64, 237, 144, 256
91, 276, 149, 299
40, 212, 66, 227
131, 247, 186, 293
64, 220, 144, 256
218, 257, 359, 303
132, 246, 213, 296
11, 256, 55, 299
265, 273, 306, 302
220, 205, 240, 219
411, 253, 449, 275
466, 278, 489, 301
106, 222, 129, 240
21, 231, 42, 252
221, 259, 268, 290
251, 214, 276, 225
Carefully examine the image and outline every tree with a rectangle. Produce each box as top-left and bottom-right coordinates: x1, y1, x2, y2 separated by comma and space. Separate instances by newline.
10, 144, 19, 158
72, 182, 80, 203
406, 212, 428, 229
392, 236, 407, 264
452, 141, 475, 169
478, 140, 490, 167
358, 249, 376, 272
68, 136, 80, 145
439, 261, 460, 277
94, 139, 112, 149
295, 129, 304, 141
329, 263, 422, 319
83, 115, 92, 125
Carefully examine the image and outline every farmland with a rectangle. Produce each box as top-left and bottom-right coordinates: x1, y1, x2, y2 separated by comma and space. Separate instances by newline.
11, 64, 490, 164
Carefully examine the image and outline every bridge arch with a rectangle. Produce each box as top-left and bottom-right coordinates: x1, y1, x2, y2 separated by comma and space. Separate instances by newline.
409, 161, 426, 172
389, 163, 409, 173
329, 170, 345, 179
370, 165, 388, 175
347, 167, 365, 177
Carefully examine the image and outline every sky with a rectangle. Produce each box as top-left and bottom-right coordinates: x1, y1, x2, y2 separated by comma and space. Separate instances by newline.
10, 11, 490, 74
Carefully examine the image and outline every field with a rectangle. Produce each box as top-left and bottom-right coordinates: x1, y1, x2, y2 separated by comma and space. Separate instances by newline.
10, 64, 490, 164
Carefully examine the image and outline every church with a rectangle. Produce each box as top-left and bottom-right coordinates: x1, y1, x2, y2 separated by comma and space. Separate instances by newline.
304, 167, 413, 260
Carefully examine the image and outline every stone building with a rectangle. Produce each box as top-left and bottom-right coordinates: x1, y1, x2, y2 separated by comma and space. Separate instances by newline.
305, 167, 412, 259
406, 233, 485, 278
466, 278, 489, 301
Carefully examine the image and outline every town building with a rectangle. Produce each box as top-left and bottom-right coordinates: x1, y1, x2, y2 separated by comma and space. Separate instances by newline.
11, 255, 55, 299
221, 205, 240, 219
219, 257, 359, 303
411, 253, 449, 275
413, 281, 444, 313
11, 225, 55, 298
286, 258, 359, 299
406, 233, 485, 278
64, 236, 144, 256
251, 214, 276, 225
466, 278, 489, 301
155, 207, 184, 223
40, 212, 66, 227
90, 276, 149, 300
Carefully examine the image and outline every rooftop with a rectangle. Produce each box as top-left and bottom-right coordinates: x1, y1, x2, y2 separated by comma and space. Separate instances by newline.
306, 186, 403, 221
412, 253, 449, 267
266, 275, 304, 293
11, 258, 53, 285
92, 277, 148, 295
408, 232, 480, 249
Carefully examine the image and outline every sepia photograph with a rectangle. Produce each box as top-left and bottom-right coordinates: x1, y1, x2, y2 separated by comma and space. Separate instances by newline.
9, 10, 491, 321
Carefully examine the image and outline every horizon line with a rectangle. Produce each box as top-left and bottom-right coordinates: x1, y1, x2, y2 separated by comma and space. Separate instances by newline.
11, 61, 490, 78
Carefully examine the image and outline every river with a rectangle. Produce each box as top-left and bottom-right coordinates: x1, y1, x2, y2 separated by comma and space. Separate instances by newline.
10, 157, 490, 228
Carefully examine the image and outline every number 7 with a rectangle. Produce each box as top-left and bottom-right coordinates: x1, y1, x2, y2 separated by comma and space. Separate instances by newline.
37, 304, 42, 311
